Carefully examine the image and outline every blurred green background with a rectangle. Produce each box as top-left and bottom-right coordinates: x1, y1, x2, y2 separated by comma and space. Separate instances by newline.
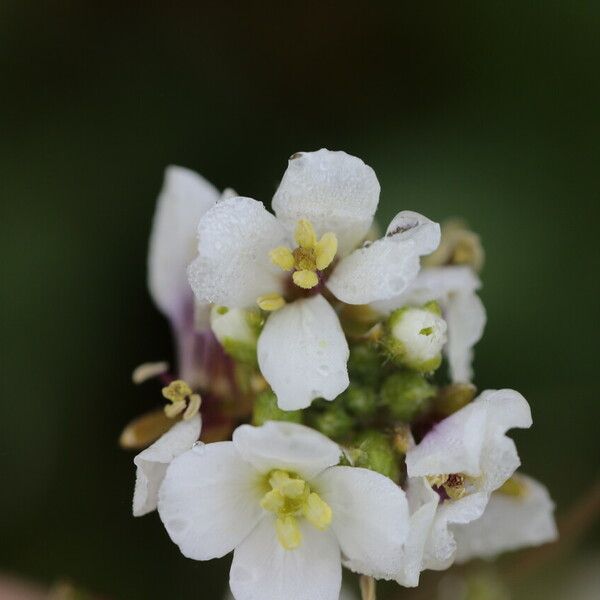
0, 2, 598, 599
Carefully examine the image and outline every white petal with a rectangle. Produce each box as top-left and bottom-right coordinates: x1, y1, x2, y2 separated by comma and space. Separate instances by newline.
148, 166, 219, 321
453, 474, 557, 563
315, 466, 409, 580
272, 149, 380, 255
157, 441, 263, 560
188, 197, 288, 308
257, 295, 349, 410
225, 584, 357, 600
445, 289, 486, 383
230, 517, 341, 600
406, 389, 532, 492
394, 477, 439, 587
133, 415, 201, 517
233, 422, 341, 480
327, 239, 419, 305
385, 211, 441, 256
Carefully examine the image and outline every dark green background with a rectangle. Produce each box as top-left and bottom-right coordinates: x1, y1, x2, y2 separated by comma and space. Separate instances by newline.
1, 2, 598, 599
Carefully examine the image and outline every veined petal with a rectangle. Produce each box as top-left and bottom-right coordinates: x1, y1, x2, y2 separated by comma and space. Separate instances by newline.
230, 517, 342, 600
385, 211, 441, 256
453, 474, 558, 562
406, 389, 532, 488
257, 295, 349, 410
233, 422, 341, 480
316, 466, 409, 580
272, 150, 380, 256
188, 197, 288, 308
157, 442, 263, 560
148, 166, 219, 321
327, 238, 420, 305
133, 414, 201, 517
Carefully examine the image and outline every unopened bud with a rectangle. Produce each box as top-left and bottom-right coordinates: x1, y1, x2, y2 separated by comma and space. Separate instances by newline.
384, 302, 447, 372
341, 384, 378, 418
354, 430, 400, 482
312, 404, 354, 440
347, 343, 382, 387
434, 383, 477, 416
210, 306, 261, 365
252, 390, 303, 426
380, 372, 436, 421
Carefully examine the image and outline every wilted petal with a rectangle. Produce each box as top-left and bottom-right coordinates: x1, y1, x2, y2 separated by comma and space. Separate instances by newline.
453, 474, 558, 562
385, 211, 441, 256
157, 442, 263, 560
230, 517, 342, 600
188, 197, 288, 308
272, 149, 380, 256
315, 466, 409, 580
148, 166, 219, 321
133, 414, 201, 517
257, 295, 349, 410
233, 422, 341, 480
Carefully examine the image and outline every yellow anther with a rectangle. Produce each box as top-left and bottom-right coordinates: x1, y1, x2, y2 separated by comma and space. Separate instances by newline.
303, 492, 332, 530
164, 401, 186, 418
315, 232, 338, 270
269, 246, 295, 271
257, 293, 286, 312
162, 380, 193, 403
261, 489, 286, 513
276, 516, 302, 550
498, 476, 528, 498
183, 393, 202, 420
427, 474, 449, 488
293, 269, 319, 289
295, 219, 317, 249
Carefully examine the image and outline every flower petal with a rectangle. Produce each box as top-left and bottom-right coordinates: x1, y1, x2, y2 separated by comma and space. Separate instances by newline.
133, 414, 201, 517
453, 474, 558, 562
230, 516, 342, 600
225, 583, 357, 600
148, 166, 219, 322
233, 422, 341, 480
385, 211, 441, 256
188, 197, 288, 308
157, 441, 263, 560
406, 389, 532, 491
315, 466, 409, 580
272, 149, 380, 256
257, 295, 349, 410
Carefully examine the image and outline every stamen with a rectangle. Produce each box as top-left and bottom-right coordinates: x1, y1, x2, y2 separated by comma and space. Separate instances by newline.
295, 219, 317, 249
269, 246, 295, 271
303, 492, 332, 530
131, 361, 169, 384
183, 393, 202, 420
315, 232, 338, 270
164, 401, 186, 418
276, 515, 302, 550
292, 270, 319, 289
257, 293, 286, 312
162, 380, 193, 403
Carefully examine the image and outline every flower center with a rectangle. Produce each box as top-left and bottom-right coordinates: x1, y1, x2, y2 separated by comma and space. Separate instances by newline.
427, 473, 476, 501
269, 219, 338, 291
260, 469, 332, 550
161, 379, 201, 420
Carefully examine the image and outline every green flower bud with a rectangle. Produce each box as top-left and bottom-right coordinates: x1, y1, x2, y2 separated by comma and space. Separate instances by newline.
354, 430, 400, 482
211, 305, 262, 365
347, 343, 382, 386
434, 383, 477, 416
341, 383, 378, 418
312, 404, 354, 440
384, 302, 447, 372
380, 372, 436, 421
252, 390, 302, 426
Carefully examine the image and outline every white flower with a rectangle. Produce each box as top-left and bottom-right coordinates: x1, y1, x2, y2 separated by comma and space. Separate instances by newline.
373, 265, 485, 383
147, 166, 234, 386
224, 582, 357, 600
404, 389, 532, 572
453, 473, 558, 562
157, 421, 409, 600
188, 150, 440, 409
133, 414, 201, 517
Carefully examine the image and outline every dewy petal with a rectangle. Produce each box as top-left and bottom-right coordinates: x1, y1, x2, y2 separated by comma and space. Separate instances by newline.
233, 422, 341, 480
272, 149, 380, 256
453, 474, 558, 563
148, 166, 219, 322
327, 211, 440, 305
157, 441, 263, 560
385, 211, 441, 256
230, 516, 342, 600
133, 414, 201, 517
315, 466, 409, 580
371, 266, 486, 383
257, 295, 350, 410
188, 197, 288, 308
225, 583, 357, 600
406, 389, 532, 488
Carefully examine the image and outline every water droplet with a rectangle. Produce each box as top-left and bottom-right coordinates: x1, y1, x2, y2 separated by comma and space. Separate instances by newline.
192, 441, 205, 454
317, 364, 330, 376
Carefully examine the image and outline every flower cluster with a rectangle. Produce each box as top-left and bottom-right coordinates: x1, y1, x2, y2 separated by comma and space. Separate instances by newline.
123, 150, 557, 600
